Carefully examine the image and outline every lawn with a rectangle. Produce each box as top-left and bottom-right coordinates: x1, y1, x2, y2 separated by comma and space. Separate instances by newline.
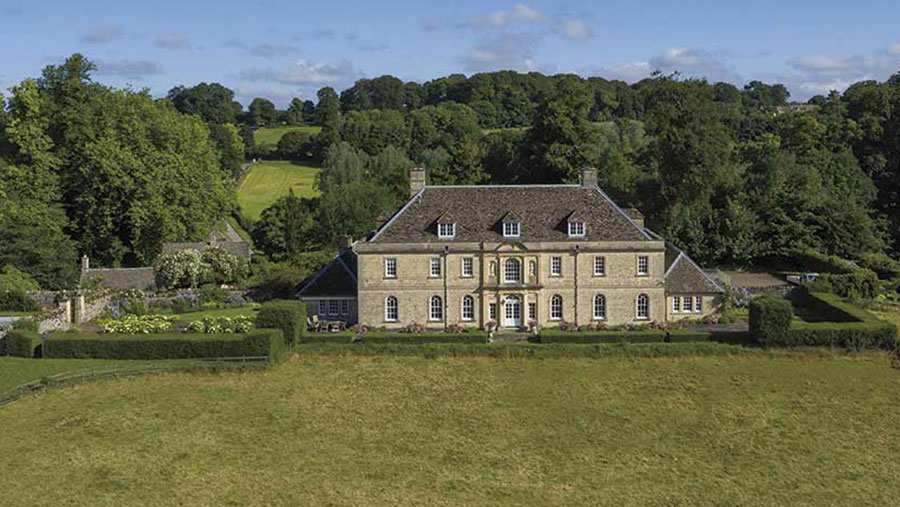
1, 353, 899, 506
253, 125, 321, 146
170, 305, 260, 326
236, 161, 320, 220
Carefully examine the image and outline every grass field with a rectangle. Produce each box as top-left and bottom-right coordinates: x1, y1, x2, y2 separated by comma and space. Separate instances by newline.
1, 352, 898, 506
236, 161, 320, 220
253, 125, 322, 146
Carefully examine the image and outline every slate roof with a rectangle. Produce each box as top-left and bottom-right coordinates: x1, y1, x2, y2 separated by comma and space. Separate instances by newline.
370, 185, 651, 244
297, 249, 358, 298
664, 243, 724, 294
81, 268, 156, 291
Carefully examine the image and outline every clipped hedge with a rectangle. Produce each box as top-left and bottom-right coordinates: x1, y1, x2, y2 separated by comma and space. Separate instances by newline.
749, 296, 793, 346
44, 329, 285, 361
255, 300, 306, 345
299, 331, 490, 345
5, 330, 42, 358
538, 329, 750, 344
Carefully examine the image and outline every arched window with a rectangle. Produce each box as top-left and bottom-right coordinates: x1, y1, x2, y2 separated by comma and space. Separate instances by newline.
550, 294, 563, 321
593, 294, 606, 320
429, 295, 443, 322
636, 293, 649, 320
504, 258, 521, 283
461, 295, 474, 321
385, 296, 398, 322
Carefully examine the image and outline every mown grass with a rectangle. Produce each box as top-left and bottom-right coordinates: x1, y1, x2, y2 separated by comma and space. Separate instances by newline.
236, 161, 320, 220
0, 357, 200, 394
1, 353, 898, 506
253, 125, 321, 145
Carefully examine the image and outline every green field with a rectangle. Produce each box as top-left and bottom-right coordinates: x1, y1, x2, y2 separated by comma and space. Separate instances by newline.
1, 352, 898, 506
253, 125, 322, 146
236, 161, 320, 220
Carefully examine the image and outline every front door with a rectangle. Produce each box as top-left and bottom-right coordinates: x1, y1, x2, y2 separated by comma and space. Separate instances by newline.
504, 296, 522, 328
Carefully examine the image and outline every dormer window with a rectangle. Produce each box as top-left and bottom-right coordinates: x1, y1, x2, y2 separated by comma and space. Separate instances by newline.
568, 220, 585, 237
503, 221, 520, 238
438, 222, 455, 239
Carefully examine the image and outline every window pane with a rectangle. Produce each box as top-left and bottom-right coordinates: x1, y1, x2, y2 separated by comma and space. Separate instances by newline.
328, 300, 340, 315
673, 296, 680, 313
594, 257, 605, 276
695, 297, 703, 313
318, 301, 326, 316
683, 296, 693, 313
504, 258, 520, 282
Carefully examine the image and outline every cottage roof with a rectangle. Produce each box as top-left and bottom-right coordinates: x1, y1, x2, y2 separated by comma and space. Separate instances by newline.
296, 249, 357, 298
369, 185, 651, 243
664, 243, 724, 294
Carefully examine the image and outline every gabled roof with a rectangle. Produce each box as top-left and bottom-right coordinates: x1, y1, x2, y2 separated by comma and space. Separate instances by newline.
566, 209, 586, 223
664, 243, 724, 294
296, 249, 357, 298
369, 185, 651, 244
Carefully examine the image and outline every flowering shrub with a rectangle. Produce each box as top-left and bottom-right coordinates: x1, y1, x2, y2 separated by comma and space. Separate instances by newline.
446, 324, 468, 333
558, 320, 578, 332
187, 315, 254, 334
98, 314, 173, 334
154, 249, 248, 289
586, 320, 607, 331
402, 322, 425, 333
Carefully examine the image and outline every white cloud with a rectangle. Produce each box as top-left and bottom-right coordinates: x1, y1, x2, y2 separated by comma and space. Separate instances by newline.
249, 43, 300, 58
93, 59, 163, 79
649, 48, 739, 82
81, 26, 124, 44
462, 32, 543, 72
155, 32, 192, 51
465, 4, 546, 29
240, 59, 361, 87
780, 44, 900, 98
582, 62, 652, 83
559, 20, 592, 41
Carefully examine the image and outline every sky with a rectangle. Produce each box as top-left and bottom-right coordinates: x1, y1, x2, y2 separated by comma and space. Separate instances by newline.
1, 0, 899, 107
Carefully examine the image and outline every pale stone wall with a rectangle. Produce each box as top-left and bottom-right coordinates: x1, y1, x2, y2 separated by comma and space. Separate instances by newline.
357, 242, 674, 329
665, 294, 723, 322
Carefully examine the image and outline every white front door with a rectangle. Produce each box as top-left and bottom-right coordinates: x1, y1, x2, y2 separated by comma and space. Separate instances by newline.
504, 296, 522, 328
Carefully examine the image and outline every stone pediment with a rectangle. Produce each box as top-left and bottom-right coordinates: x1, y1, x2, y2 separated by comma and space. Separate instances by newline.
494, 242, 528, 252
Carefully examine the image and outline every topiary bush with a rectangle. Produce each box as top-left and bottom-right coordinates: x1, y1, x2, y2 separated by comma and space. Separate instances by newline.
255, 300, 306, 346
5, 330, 42, 358
749, 296, 793, 346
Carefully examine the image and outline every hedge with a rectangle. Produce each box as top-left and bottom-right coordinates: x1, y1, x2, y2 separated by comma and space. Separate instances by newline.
538, 329, 750, 344
5, 330, 42, 358
255, 300, 306, 346
44, 329, 285, 361
749, 296, 793, 345
299, 331, 490, 345
749, 291, 898, 350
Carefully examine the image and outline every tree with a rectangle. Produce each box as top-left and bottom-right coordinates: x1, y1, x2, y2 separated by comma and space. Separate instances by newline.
525, 75, 594, 182
248, 98, 277, 127
285, 98, 305, 125
315, 87, 342, 150
167, 83, 239, 124
277, 130, 315, 161
252, 192, 321, 260
208, 123, 246, 178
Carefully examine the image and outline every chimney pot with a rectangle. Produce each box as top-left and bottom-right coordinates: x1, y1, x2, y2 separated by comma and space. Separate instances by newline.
81, 255, 90, 272
581, 168, 598, 187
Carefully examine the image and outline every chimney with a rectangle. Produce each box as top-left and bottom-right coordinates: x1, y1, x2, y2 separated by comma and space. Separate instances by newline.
81, 255, 90, 273
410, 168, 426, 197
581, 168, 598, 188
624, 208, 645, 228
338, 235, 353, 251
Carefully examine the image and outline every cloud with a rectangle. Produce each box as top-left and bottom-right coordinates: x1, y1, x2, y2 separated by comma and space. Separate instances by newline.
81, 26, 124, 44
239, 58, 361, 87
782, 44, 900, 98
93, 59, 163, 79
582, 62, 652, 83
462, 32, 544, 72
155, 32, 192, 50
233, 86, 299, 107
649, 48, 739, 82
559, 20, 592, 41
465, 4, 546, 29
249, 43, 301, 58
312, 29, 335, 40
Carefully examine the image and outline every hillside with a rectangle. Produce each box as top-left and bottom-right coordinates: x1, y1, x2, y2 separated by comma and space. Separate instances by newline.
236, 161, 320, 221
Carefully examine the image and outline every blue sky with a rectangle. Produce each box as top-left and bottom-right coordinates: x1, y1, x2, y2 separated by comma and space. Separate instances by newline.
1, 0, 899, 107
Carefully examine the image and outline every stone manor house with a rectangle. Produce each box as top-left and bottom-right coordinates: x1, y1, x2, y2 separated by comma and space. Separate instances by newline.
298, 168, 723, 330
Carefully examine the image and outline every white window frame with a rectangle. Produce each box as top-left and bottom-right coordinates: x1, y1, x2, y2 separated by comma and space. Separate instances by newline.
683, 296, 693, 313
528, 302, 536, 320
568, 221, 585, 237
695, 297, 703, 313
461, 295, 474, 321
503, 221, 520, 238
636, 294, 649, 320
384, 296, 398, 322
429, 295, 443, 322
429, 258, 441, 278
550, 295, 563, 321
504, 258, 521, 283
318, 300, 327, 316
328, 300, 340, 316
489, 302, 497, 321
438, 222, 455, 239
340, 300, 349, 316
593, 256, 606, 277
593, 294, 606, 321
461, 257, 473, 278
384, 258, 397, 279
672, 296, 681, 314
637, 256, 649, 276
550, 256, 562, 277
